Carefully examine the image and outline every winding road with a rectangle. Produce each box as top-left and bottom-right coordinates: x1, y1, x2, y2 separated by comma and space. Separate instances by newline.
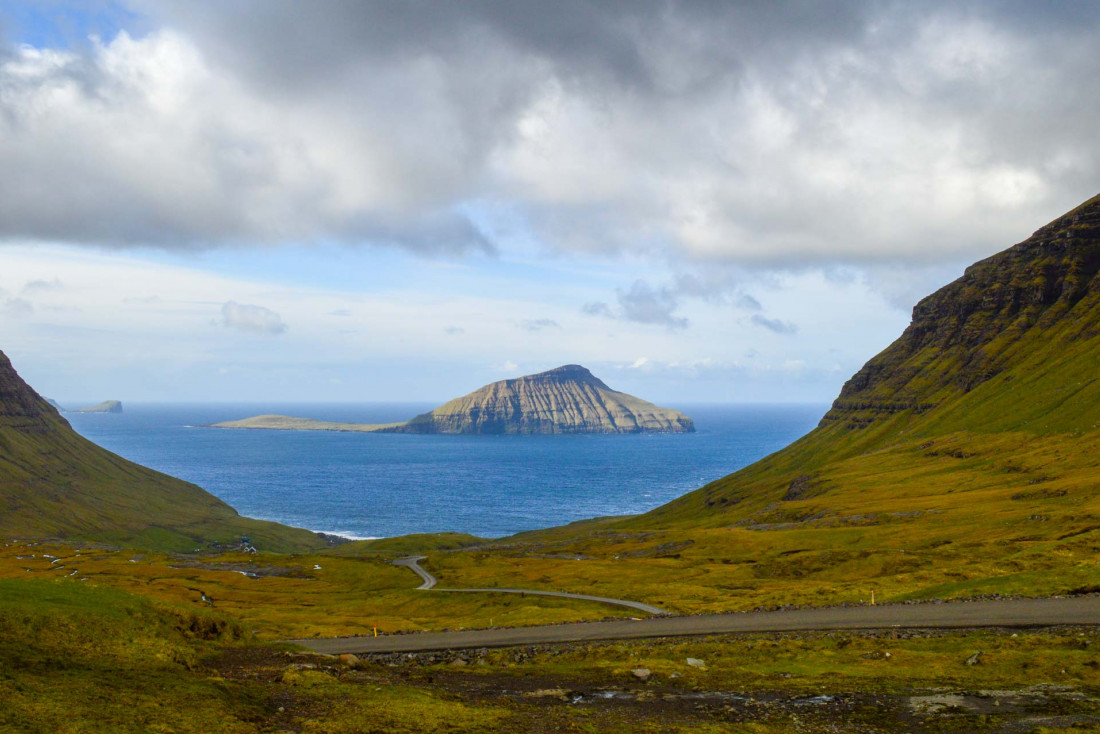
390, 555, 670, 616
290, 557, 1100, 654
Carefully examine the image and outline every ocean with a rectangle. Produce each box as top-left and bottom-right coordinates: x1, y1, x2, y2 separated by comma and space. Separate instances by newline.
64, 403, 826, 540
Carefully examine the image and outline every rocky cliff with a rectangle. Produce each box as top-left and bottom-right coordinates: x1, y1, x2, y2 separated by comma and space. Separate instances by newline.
647, 190, 1100, 525
821, 192, 1100, 431
398, 365, 694, 434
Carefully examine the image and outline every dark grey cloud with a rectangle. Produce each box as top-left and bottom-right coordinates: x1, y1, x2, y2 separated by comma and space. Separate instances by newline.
1, 1, 1099, 266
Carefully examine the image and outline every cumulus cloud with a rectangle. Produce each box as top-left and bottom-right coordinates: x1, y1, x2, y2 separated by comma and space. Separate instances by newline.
582, 302, 613, 318
2, 297, 34, 318
0, 2, 1098, 265
517, 318, 561, 332
219, 300, 287, 335
581, 281, 688, 329
22, 278, 63, 293
584, 274, 767, 329
617, 281, 688, 329
750, 314, 799, 335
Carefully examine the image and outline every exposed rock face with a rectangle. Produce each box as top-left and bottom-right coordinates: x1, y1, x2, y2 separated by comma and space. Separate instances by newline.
0, 352, 63, 436
822, 192, 1100, 430
214, 365, 694, 435
396, 365, 694, 435
77, 400, 123, 413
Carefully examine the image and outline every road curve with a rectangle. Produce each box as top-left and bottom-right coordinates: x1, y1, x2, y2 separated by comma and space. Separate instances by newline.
389, 555, 669, 616
291, 595, 1100, 655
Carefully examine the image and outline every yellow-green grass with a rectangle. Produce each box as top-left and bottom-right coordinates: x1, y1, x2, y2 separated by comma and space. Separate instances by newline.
0, 577, 518, 733
3, 573, 1097, 734
450, 629, 1100, 695
394, 428, 1098, 617
0, 349, 327, 554
325, 531, 489, 556
0, 541, 635, 639
0, 577, 261, 733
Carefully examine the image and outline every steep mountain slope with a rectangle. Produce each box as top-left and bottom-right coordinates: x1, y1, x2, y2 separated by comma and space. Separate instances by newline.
0, 350, 326, 552
649, 191, 1100, 524
216, 365, 695, 435
455, 194, 1100, 612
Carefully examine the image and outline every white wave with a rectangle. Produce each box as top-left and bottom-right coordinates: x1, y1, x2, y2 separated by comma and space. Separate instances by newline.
312, 529, 383, 541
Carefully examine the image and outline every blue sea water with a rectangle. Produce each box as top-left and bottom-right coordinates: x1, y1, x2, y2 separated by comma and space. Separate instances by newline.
64, 403, 825, 540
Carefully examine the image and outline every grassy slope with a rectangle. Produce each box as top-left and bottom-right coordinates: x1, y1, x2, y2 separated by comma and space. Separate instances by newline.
411, 194, 1100, 611
0, 352, 325, 553
3, 570, 1098, 733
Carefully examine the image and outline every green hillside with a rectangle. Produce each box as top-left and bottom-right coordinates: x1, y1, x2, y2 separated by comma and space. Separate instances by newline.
0, 350, 326, 552
648, 191, 1100, 527
421, 194, 1100, 612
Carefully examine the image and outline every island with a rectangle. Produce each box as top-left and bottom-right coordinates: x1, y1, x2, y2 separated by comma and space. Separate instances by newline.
213, 364, 694, 435
76, 400, 123, 414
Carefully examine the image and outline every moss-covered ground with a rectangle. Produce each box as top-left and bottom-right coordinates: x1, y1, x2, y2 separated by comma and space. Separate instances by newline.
2, 574, 1098, 733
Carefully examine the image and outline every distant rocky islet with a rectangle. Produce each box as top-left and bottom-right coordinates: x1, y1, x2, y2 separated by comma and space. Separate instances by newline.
214, 364, 694, 435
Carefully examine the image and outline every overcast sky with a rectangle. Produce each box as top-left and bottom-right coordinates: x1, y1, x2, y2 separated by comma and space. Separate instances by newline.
0, 1, 1097, 404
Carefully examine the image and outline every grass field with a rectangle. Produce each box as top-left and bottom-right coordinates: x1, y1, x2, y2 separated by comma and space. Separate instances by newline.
2, 572, 1097, 733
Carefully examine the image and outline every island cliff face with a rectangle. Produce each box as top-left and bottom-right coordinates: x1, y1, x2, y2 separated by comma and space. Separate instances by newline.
214, 365, 694, 435
398, 365, 694, 435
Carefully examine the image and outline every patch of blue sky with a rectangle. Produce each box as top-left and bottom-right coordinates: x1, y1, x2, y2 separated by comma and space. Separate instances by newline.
144, 238, 651, 312
0, 0, 146, 49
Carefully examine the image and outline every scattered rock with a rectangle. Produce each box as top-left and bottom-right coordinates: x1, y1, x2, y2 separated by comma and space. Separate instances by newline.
338, 653, 359, 667
965, 652, 983, 666
686, 658, 706, 668
631, 668, 652, 681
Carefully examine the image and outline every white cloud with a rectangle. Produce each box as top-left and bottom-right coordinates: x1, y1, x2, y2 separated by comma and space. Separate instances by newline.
2, 298, 33, 319
750, 314, 798, 335
0, 3, 1095, 271
219, 301, 287, 335
22, 278, 62, 293
517, 318, 561, 332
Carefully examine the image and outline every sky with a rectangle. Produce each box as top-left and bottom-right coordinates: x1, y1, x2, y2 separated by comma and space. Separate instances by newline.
0, 1, 1097, 404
